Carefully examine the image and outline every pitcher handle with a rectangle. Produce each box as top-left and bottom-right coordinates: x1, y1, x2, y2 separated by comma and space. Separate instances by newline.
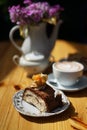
9, 25, 23, 54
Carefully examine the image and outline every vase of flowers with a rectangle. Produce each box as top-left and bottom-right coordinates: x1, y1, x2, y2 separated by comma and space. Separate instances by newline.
8, 0, 63, 75
9, 0, 63, 54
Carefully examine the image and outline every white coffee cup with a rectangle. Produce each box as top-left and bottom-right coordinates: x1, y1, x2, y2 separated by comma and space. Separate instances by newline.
52, 61, 84, 87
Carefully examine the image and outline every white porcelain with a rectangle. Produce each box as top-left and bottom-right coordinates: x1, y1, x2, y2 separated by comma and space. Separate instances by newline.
46, 73, 87, 92
13, 90, 70, 117
9, 21, 62, 57
24, 51, 45, 61
52, 61, 84, 87
13, 54, 52, 76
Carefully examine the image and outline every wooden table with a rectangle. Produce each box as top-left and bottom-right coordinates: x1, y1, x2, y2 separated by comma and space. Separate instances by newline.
0, 40, 87, 130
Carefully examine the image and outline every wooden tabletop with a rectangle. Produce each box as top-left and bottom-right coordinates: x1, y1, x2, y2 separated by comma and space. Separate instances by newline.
0, 40, 87, 130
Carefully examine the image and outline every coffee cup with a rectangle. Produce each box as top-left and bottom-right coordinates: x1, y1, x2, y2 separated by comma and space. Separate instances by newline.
52, 61, 84, 87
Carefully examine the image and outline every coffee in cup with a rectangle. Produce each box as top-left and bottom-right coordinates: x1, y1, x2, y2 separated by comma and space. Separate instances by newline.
52, 61, 84, 87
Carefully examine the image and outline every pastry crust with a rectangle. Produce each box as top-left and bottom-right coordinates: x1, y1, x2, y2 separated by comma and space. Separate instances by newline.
22, 73, 63, 112
22, 84, 62, 112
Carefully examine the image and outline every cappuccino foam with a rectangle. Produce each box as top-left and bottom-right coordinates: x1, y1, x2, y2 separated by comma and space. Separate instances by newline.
55, 61, 84, 72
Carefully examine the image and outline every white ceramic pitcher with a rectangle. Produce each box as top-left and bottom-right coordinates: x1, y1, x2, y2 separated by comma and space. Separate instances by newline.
9, 20, 62, 57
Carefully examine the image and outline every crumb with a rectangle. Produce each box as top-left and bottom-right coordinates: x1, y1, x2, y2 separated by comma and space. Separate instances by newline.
14, 85, 21, 90
0, 81, 5, 86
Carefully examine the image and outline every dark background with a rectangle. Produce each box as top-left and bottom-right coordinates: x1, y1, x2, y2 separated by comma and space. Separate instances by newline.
0, 0, 87, 43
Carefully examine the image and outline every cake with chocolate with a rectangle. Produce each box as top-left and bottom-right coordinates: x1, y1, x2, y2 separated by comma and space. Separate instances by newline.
22, 74, 62, 112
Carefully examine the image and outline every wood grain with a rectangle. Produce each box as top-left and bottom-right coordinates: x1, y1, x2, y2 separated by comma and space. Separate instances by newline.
69, 117, 87, 130
0, 40, 87, 130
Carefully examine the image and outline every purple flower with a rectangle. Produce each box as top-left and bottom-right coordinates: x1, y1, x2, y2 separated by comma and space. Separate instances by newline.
49, 5, 63, 17
23, 0, 32, 5
30, 10, 43, 23
35, 2, 50, 12
8, 5, 21, 23
8, 0, 63, 25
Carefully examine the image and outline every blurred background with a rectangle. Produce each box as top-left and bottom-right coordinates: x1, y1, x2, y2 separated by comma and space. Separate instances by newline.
0, 0, 87, 43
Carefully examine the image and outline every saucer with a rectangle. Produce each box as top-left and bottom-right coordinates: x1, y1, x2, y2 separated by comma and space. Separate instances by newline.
13, 55, 47, 66
46, 73, 87, 92
13, 55, 49, 76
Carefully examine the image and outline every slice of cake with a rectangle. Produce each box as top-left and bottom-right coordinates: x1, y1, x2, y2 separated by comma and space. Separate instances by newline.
22, 73, 63, 112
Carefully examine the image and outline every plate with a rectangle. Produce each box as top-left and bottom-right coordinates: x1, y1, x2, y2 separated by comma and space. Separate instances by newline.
46, 73, 87, 92
13, 90, 70, 117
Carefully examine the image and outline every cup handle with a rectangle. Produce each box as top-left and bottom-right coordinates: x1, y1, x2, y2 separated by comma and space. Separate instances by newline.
9, 25, 23, 54
13, 55, 20, 66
